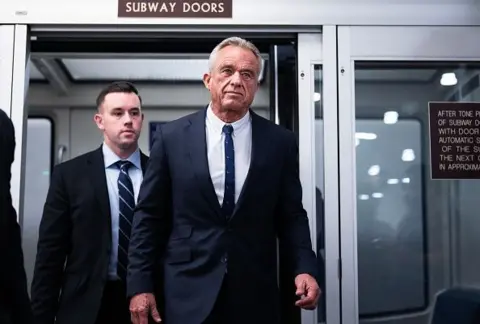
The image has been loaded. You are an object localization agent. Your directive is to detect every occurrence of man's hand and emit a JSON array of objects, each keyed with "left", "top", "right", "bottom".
[
  {"left": 294, "top": 273, "right": 320, "bottom": 310},
  {"left": 129, "top": 293, "right": 162, "bottom": 324}
]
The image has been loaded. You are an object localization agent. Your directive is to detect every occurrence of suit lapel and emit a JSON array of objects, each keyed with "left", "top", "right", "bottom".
[
  {"left": 187, "top": 109, "right": 223, "bottom": 220},
  {"left": 231, "top": 111, "right": 269, "bottom": 219},
  {"left": 87, "top": 146, "right": 112, "bottom": 225}
]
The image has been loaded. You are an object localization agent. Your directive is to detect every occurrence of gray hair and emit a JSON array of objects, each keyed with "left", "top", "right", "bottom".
[{"left": 208, "top": 36, "right": 262, "bottom": 75}]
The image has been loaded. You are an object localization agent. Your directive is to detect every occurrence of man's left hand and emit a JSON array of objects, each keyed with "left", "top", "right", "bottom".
[{"left": 294, "top": 273, "right": 320, "bottom": 310}]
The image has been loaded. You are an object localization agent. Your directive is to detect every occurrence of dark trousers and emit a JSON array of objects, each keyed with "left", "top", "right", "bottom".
[
  {"left": 203, "top": 275, "right": 229, "bottom": 324},
  {"left": 95, "top": 281, "right": 131, "bottom": 324}
]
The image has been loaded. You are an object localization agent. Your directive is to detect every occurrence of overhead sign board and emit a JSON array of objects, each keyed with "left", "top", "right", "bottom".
[
  {"left": 428, "top": 102, "right": 480, "bottom": 180},
  {"left": 118, "top": 0, "right": 232, "bottom": 18}
]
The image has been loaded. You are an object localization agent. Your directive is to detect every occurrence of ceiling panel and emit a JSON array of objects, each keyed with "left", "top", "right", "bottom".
[
  {"left": 61, "top": 58, "right": 266, "bottom": 82},
  {"left": 315, "top": 68, "right": 437, "bottom": 83},
  {"left": 356, "top": 69, "right": 437, "bottom": 82},
  {"left": 28, "top": 61, "right": 46, "bottom": 80}
]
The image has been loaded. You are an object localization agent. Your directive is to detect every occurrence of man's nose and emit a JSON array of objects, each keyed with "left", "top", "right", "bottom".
[
  {"left": 229, "top": 71, "right": 241, "bottom": 85},
  {"left": 123, "top": 113, "right": 133, "bottom": 124}
]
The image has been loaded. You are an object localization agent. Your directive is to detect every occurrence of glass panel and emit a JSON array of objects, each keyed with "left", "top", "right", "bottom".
[
  {"left": 314, "top": 64, "right": 326, "bottom": 324},
  {"left": 22, "top": 117, "right": 53, "bottom": 292},
  {"left": 28, "top": 60, "right": 45, "bottom": 80},
  {"left": 354, "top": 62, "right": 480, "bottom": 324}
]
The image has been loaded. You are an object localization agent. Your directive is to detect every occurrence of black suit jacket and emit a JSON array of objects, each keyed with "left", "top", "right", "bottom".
[
  {"left": 31, "top": 145, "right": 148, "bottom": 324},
  {"left": 127, "top": 109, "right": 317, "bottom": 324},
  {"left": 0, "top": 109, "right": 33, "bottom": 324}
]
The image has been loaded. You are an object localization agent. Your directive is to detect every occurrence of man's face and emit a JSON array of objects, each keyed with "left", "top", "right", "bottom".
[
  {"left": 94, "top": 92, "right": 143, "bottom": 150},
  {"left": 203, "top": 45, "right": 260, "bottom": 114}
]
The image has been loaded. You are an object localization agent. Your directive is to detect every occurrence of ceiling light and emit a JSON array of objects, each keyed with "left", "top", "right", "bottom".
[
  {"left": 402, "top": 177, "right": 410, "bottom": 183},
  {"left": 359, "top": 194, "right": 369, "bottom": 200},
  {"left": 356, "top": 132, "right": 377, "bottom": 140},
  {"left": 368, "top": 165, "right": 380, "bottom": 176},
  {"left": 313, "top": 92, "right": 321, "bottom": 102},
  {"left": 372, "top": 192, "right": 384, "bottom": 199},
  {"left": 402, "top": 149, "right": 415, "bottom": 162},
  {"left": 384, "top": 111, "right": 398, "bottom": 124},
  {"left": 387, "top": 178, "right": 399, "bottom": 184},
  {"left": 440, "top": 72, "right": 457, "bottom": 86}
]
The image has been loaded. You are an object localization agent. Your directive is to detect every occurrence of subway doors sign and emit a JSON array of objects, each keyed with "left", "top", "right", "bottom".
[{"left": 118, "top": 0, "right": 232, "bottom": 18}]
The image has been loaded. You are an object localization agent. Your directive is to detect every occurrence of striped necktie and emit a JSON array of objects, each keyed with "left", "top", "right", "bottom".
[{"left": 116, "top": 160, "right": 135, "bottom": 280}]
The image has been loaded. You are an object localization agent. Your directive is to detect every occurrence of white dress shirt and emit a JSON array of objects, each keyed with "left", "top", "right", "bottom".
[
  {"left": 102, "top": 143, "right": 143, "bottom": 280},
  {"left": 205, "top": 104, "right": 252, "bottom": 206}
]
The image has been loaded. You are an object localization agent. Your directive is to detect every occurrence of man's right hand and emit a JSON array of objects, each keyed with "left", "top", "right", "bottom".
[{"left": 129, "top": 293, "right": 162, "bottom": 324}]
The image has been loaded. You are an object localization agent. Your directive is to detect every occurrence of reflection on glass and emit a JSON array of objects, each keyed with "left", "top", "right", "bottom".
[
  {"left": 355, "top": 62, "right": 480, "bottom": 324},
  {"left": 313, "top": 65, "right": 326, "bottom": 324},
  {"left": 22, "top": 118, "right": 53, "bottom": 292}
]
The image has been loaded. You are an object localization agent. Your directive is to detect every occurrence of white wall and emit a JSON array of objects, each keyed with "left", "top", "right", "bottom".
[{"left": 2, "top": 0, "right": 478, "bottom": 26}]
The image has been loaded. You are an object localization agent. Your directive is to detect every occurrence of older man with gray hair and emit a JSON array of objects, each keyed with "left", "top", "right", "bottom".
[{"left": 127, "top": 36, "right": 320, "bottom": 324}]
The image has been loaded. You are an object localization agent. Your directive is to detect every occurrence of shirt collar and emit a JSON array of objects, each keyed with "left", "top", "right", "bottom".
[
  {"left": 102, "top": 142, "right": 141, "bottom": 170},
  {"left": 206, "top": 103, "right": 251, "bottom": 136}
]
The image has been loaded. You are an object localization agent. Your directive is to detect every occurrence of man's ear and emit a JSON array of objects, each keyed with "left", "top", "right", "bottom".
[
  {"left": 203, "top": 73, "right": 211, "bottom": 90},
  {"left": 93, "top": 113, "right": 104, "bottom": 130}
]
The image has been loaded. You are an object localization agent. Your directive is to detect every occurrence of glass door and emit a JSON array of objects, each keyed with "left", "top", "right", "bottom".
[
  {"left": 297, "top": 28, "right": 340, "bottom": 324},
  {"left": 338, "top": 26, "right": 480, "bottom": 324}
]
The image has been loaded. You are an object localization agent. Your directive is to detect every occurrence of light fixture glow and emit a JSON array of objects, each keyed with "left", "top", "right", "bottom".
[
  {"left": 313, "top": 92, "right": 321, "bottom": 102},
  {"left": 356, "top": 132, "right": 377, "bottom": 140},
  {"left": 384, "top": 111, "right": 399, "bottom": 124},
  {"left": 368, "top": 165, "right": 380, "bottom": 176},
  {"left": 440, "top": 72, "right": 457, "bottom": 86},
  {"left": 402, "top": 177, "right": 411, "bottom": 183},
  {"left": 359, "top": 194, "right": 369, "bottom": 200},
  {"left": 402, "top": 149, "right": 415, "bottom": 162},
  {"left": 387, "top": 178, "right": 399, "bottom": 184},
  {"left": 372, "top": 192, "right": 384, "bottom": 199}
]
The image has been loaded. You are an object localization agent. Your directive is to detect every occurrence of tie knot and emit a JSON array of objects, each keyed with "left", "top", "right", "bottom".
[
  {"left": 117, "top": 160, "right": 132, "bottom": 171},
  {"left": 222, "top": 124, "right": 234, "bottom": 136}
]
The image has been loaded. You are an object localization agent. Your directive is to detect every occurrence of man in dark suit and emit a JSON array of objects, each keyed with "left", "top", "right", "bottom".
[
  {"left": 31, "top": 81, "right": 148, "bottom": 324},
  {"left": 0, "top": 109, "right": 33, "bottom": 324},
  {"left": 127, "top": 37, "right": 320, "bottom": 324}
]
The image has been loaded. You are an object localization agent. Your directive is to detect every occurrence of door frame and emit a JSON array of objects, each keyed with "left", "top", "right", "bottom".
[
  {"left": 298, "top": 27, "right": 340, "bottom": 324},
  {"left": 337, "top": 25, "right": 480, "bottom": 324},
  {"left": 1, "top": 24, "right": 342, "bottom": 324}
]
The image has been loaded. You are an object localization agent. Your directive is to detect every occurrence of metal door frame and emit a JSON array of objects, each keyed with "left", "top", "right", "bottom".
[
  {"left": 298, "top": 27, "right": 340, "bottom": 324},
  {"left": 337, "top": 25, "right": 480, "bottom": 324},
  {"left": 1, "top": 24, "right": 341, "bottom": 324}
]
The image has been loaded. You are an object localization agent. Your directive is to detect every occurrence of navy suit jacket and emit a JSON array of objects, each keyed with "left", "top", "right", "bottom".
[
  {"left": 127, "top": 109, "right": 317, "bottom": 324},
  {"left": 31, "top": 146, "right": 148, "bottom": 324}
]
